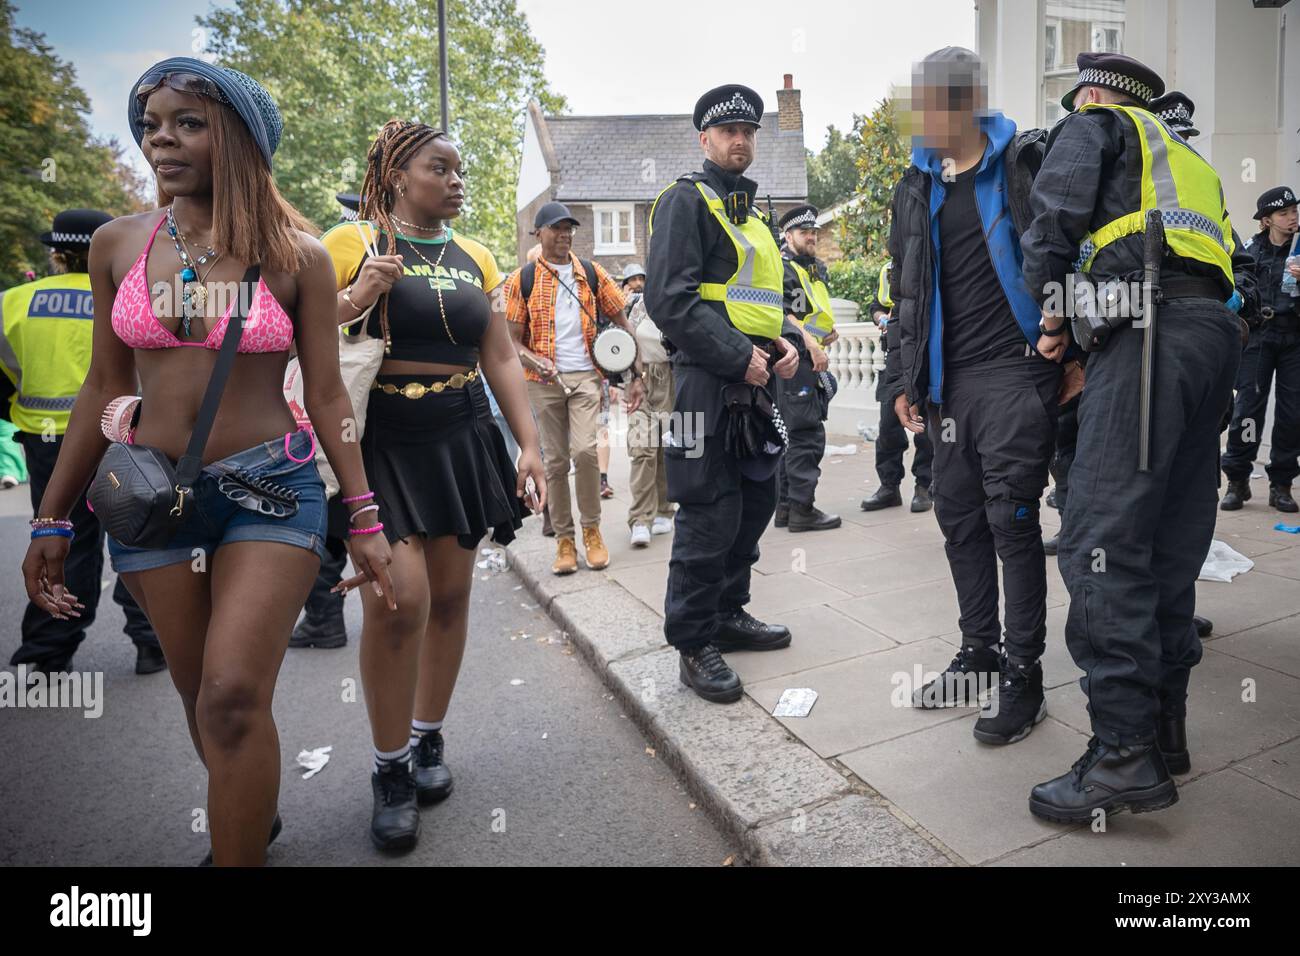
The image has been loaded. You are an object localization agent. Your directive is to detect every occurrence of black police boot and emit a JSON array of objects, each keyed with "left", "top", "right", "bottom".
[
  {"left": 911, "top": 483, "right": 933, "bottom": 513},
  {"left": 1193, "top": 615, "right": 1213, "bottom": 638},
  {"left": 1157, "top": 712, "right": 1190, "bottom": 775},
  {"left": 1043, "top": 531, "right": 1059, "bottom": 556},
  {"left": 289, "top": 608, "right": 348, "bottom": 649},
  {"left": 678, "top": 644, "right": 744, "bottom": 704},
  {"left": 370, "top": 761, "right": 420, "bottom": 852},
  {"left": 788, "top": 501, "right": 841, "bottom": 532},
  {"left": 1029, "top": 737, "right": 1177, "bottom": 824},
  {"left": 914, "top": 644, "right": 1000, "bottom": 709},
  {"left": 199, "top": 813, "right": 282, "bottom": 866},
  {"left": 412, "top": 730, "right": 454, "bottom": 805},
  {"left": 1220, "top": 478, "right": 1251, "bottom": 511},
  {"left": 135, "top": 644, "right": 167, "bottom": 675},
  {"left": 713, "top": 608, "right": 792, "bottom": 652},
  {"left": 1269, "top": 484, "right": 1299, "bottom": 513},
  {"left": 773, "top": 499, "right": 790, "bottom": 528},
  {"left": 973, "top": 654, "right": 1046, "bottom": 745},
  {"left": 860, "top": 485, "right": 902, "bottom": 512}
]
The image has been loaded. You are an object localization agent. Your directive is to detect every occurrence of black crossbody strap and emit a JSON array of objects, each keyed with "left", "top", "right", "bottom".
[{"left": 174, "top": 265, "right": 260, "bottom": 488}]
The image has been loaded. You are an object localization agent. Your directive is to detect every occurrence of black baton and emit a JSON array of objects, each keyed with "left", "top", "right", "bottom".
[{"left": 1138, "top": 209, "right": 1165, "bottom": 473}]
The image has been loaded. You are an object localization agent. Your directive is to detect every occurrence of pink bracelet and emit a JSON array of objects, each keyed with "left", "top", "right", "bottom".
[
  {"left": 349, "top": 522, "right": 384, "bottom": 536},
  {"left": 349, "top": 503, "right": 380, "bottom": 523},
  {"left": 342, "top": 491, "right": 375, "bottom": 504}
]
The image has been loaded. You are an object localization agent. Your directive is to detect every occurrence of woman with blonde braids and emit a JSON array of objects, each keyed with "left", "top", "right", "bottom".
[{"left": 322, "top": 119, "right": 546, "bottom": 852}]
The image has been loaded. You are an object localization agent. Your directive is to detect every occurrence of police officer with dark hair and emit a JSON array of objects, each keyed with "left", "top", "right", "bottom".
[
  {"left": 0, "top": 210, "right": 163, "bottom": 675},
  {"left": 645, "top": 83, "right": 804, "bottom": 703},
  {"left": 773, "top": 203, "right": 840, "bottom": 532},
  {"left": 1221, "top": 185, "right": 1300, "bottom": 513},
  {"left": 1021, "top": 54, "right": 1252, "bottom": 821}
]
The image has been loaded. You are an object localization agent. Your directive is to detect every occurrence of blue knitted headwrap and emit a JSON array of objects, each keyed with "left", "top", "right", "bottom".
[{"left": 128, "top": 57, "right": 282, "bottom": 169}]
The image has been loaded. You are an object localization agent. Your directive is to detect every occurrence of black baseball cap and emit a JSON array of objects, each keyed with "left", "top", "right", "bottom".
[{"left": 534, "top": 201, "right": 580, "bottom": 230}]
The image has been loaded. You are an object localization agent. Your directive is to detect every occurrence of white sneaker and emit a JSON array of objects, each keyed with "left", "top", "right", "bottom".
[
  {"left": 651, "top": 516, "right": 673, "bottom": 535},
  {"left": 630, "top": 524, "right": 651, "bottom": 548},
  {"left": 1, "top": 475, "right": 18, "bottom": 489}
]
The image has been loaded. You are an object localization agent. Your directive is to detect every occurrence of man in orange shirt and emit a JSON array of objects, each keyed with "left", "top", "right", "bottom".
[{"left": 506, "top": 202, "right": 644, "bottom": 574}]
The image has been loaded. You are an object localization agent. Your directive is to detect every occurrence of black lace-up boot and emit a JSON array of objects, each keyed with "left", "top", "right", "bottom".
[
  {"left": 679, "top": 644, "right": 744, "bottom": 703},
  {"left": 412, "top": 730, "right": 454, "bottom": 804},
  {"left": 973, "top": 653, "right": 1046, "bottom": 745},
  {"left": 1029, "top": 736, "right": 1177, "bottom": 823},
  {"left": 370, "top": 760, "right": 420, "bottom": 852}
]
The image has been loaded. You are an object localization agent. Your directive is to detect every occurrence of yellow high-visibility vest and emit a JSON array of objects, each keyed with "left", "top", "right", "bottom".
[
  {"left": 788, "top": 259, "right": 836, "bottom": 340},
  {"left": 1075, "top": 103, "right": 1235, "bottom": 288},
  {"left": 0, "top": 273, "right": 94, "bottom": 435},
  {"left": 876, "top": 261, "right": 893, "bottom": 311},
  {"left": 651, "top": 179, "right": 785, "bottom": 339}
]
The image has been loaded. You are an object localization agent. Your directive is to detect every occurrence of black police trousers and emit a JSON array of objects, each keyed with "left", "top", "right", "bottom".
[
  {"left": 1049, "top": 394, "right": 1080, "bottom": 516},
  {"left": 929, "top": 354, "right": 1060, "bottom": 663},
  {"left": 1221, "top": 322, "right": 1300, "bottom": 487},
  {"left": 876, "top": 399, "right": 934, "bottom": 489},
  {"left": 776, "top": 358, "right": 827, "bottom": 506},
  {"left": 11, "top": 432, "right": 158, "bottom": 669},
  {"left": 302, "top": 533, "right": 349, "bottom": 621},
  {"left": 1059, "top": 299, "right": 1239, "bottom": 746}
]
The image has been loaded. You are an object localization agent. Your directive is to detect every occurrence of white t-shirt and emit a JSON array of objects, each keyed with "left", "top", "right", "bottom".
[{"left": 548, "top": 260, "right": 594, "bottom": 372}]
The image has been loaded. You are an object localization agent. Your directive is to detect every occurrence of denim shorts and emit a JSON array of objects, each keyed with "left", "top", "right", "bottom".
[{"left": 106, "top": 429, "right": 328, "bottom": 573}]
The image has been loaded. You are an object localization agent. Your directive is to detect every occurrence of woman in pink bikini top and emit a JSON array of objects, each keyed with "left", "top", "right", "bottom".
[{"left": 20, "top": 57, "right": 396, "bottom": 867}]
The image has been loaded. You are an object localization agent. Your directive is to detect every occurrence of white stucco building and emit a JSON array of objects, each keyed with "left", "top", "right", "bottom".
[{"left": 976, "top": 0, "right": 1299, "bottom": 231}]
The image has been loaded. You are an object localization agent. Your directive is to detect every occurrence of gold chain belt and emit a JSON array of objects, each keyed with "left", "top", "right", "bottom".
[{"left": 372, "top": 368, "right": 479, "bottom": 399}]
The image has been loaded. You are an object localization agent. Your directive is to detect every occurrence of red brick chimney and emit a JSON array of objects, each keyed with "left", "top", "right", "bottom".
[{"left": 776, "top": 73, "right": 802, "bottom": 132}]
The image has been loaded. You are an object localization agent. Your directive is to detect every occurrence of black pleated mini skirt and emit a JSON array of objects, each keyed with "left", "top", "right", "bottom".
[{"left": 330, "top": 373, "right": 524, "bottom": 551}]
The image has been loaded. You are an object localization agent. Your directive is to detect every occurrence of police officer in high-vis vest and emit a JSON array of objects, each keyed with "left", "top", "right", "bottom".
[
  {"left": 773, "top": 204, "right": 840, "bottom": 532},
  {"left": 645, "top": 84, "right": 804, "bottom": 704},
  {"left": 1021, "top": 54, "right": 1245, "bottom": 821},
  {"left": 0, "top": 210, "right": 162, "bottom": 675},
  {"left": 863, "top": 259, "right": 934, "bottom": 513}
]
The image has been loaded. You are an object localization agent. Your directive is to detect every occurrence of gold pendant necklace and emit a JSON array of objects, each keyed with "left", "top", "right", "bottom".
[{"left": 398, "top": 231, "right": 457, "bottom": 345}]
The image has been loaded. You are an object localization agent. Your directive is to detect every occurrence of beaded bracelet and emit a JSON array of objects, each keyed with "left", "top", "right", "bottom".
[
  {"left": 349, "top": 503, "right": 380, "bottom": 523},
  {"left": 342, "top": 491, "right": 375, "bottom": 504},
  {"left": 30, "top": 517, "right": 73, "bottom": 529},
  {"left": 349, "top": 522, "right": 384, "bottom": 536},
  {"left": 31, "top": 527, "right": 74, "bottom": 539}
]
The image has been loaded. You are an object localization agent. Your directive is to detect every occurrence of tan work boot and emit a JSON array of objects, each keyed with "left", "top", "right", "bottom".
[
  {"left": 581, "top": 525, "right": 610, "bottom": 570},
  {"left": 552, "top": 537, "right": 578, "bottom": 575}
]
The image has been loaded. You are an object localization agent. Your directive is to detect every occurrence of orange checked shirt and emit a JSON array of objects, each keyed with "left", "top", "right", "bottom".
[{"left": 504, "top": 254, "right": 626, "bottom": 383}]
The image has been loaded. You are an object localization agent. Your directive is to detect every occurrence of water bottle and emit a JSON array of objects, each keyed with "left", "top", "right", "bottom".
[{"left": 1283, "top": 255, "right": 1298, "bottom": 298}]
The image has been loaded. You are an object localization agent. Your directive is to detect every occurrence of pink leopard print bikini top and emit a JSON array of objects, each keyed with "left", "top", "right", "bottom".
[{"left": 111, "top": 214, "right": 294, "bottom": 353}]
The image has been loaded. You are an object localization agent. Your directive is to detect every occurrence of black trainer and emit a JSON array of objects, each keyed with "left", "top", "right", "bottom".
[
  {"left": 135, "top": 644, "right": 167, "bottom": 675},
  {"left": 1029, "top": 737, "right": 1178, "bottom": 823},
  {"left": 973, "top": 655, "right": 1046, "bottom": 745},
  {"left": 773, "top": 500, "right": 790, "bottom": 528},
  {"left": 199, "top": 813, "right": 282, "bottom": 866},
  {"left": 910, "top": 483, "right": 933, "bottom": 513},
  {"left": 370, "top": 761, "right": 420, "bottom": 852},
  {"left": 713, "top": 609, "right": 792, "bottom": 652},
  {"left": 412, "top": 730, "right": 454, "bottom": 805},
  {"left": 788, "top": 501, "right": 841, "bottom": 532},
  {"left": 1220, "top": 478, "right": 1250, "bottom": 511},
  {"left": 860, "top": 485, "right": 902, "bottom": 511},
  {"left": 1045, "top": 486, "right": 1057, "bottom": 509},
  {"left": 1269, "top": 484, "right": 1298, "bottom": 513},
  {"left": 290, "top": 610, "right": 347, "bottom": 649},
  {"left": 1193, "top": 615, "right": 1213, "bottom": 638},
  {"left": 914, "top": 644, "right": 1000, "bottom": 709},
  {"left": 1157, "top": 712, "right": 1190, "bottom": 775},
  {"left": 679, "top": 644, "right": 743, "bottom": 703}
]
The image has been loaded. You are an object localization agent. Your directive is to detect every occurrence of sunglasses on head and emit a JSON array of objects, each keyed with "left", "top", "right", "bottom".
[{"left": 135, "top": 71, "right": 231, "bottom": 106}]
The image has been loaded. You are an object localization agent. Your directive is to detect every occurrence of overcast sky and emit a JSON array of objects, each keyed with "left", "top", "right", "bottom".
[{"left": 16, "top": 0, "right": 976, "bottom": 166}]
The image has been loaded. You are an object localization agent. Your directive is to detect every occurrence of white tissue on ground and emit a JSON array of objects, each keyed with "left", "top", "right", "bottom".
[
  {"left": 824, "top": 443, "right": 858, "bottom": 456},
  {"left": 296, "top": 745, "right": 332, "bottom": 779},
  {"left": 1198, "top": 540, "right": 1253, "bottom": 583}
]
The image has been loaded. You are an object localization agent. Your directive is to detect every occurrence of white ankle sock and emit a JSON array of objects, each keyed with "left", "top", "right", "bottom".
[{"left": 374, "top": 743, "right": 411, "bottom": 774}]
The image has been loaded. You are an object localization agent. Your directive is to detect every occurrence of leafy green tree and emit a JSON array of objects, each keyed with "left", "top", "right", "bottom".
[
  {"left": 0, "top": 0, "right": 147, "bottom": 287},
  {"left": 805, "top": 123, "right": 860, "bottom": 210},
  {"left": 839, "top": 97, "right": 908, "bottom": 266},
  {"left": 198, "top": 0, "right": 564, "bottom": 268}
]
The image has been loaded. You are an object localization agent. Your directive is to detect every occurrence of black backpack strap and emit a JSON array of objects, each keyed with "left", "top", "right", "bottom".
[
  {"left": 173, "top": 264, "right": 259, "bottom": 488},
  {"left": 519, "top": 261, "right": 537, "bottom": 303},
  {"left": 579, "top": 258, "right": 599, "bottom": 302}
]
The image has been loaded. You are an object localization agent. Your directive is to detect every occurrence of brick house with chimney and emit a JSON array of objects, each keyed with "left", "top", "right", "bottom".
[{"left": 514, "top": 76, "right": 809, "bottom": 274}]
